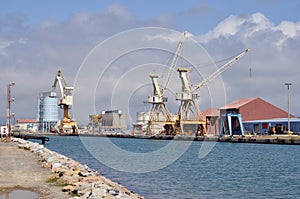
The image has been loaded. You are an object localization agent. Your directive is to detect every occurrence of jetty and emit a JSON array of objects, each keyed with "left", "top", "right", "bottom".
[
  {"left": 13, "top": 133, "right": 50, "bottom": 144},
  {"left": 0, "top": 138, "right": 143, "bottom": 199}
]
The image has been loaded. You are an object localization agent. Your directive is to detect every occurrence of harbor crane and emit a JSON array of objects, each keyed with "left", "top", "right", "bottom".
[
  {"left": 176, "top": 48, "right": 251, "bottom": 135},
  {"left": 52, "top": 69, "right": 78, "bottom": 135},
  {"left": 147, "top": 31, "right": 187, "bottom": 134}
]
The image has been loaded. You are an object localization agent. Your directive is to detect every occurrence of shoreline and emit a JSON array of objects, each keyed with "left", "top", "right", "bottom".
[
  {"left": 0, "top": 137, "right": 143, "bottom": 199},
  {"left": 18, "top": 131, "right": 300, "bottom": 145}
]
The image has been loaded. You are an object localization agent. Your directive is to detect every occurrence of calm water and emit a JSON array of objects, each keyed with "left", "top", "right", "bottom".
[{"left": 38, "top": 136, "right": 299, "bottom": 199}]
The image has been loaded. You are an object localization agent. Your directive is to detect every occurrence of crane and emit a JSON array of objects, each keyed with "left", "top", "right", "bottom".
[
  {"left": 146, "top": 31, "right": 187, "bottom": 135},
  {"left": 176, "top": 48, "right": 251, "bottom": 135},
  {"left": 52, "top": 69, "right": 78, "bottom": 135}
]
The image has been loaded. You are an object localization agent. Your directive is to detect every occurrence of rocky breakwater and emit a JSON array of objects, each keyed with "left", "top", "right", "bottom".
[{"left": 13, "top": 138, "right": 143, "bottom": 199}]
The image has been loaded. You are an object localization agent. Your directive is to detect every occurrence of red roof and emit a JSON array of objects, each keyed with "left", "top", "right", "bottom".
[
  {"left": 222, "top": 98, "right": 293, "bottom": 121},
  {"left": 17, "top": 119, "right": 37, "bottom": 123},
  {"left": 202, "top": 108, "right": 220, "bottom": 117},
  {"left": 220, "top": 98, "right": 257, "bottom": 109}
]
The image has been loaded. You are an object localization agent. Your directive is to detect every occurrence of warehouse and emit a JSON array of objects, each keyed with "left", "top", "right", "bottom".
[
  {"left": 203, "top": 97, "right": 298, "bottom": 135},
  {"left": 219, "top": 97, "right": 293, "bottom": 121}
]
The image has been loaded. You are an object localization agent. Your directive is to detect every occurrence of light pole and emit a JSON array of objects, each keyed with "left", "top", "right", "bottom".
[
  {"left": 284, "top": 82, "right": 292, "bottom": 133},
  {"left": 6, "top": 82, "right": 15, "bottom": 139}
]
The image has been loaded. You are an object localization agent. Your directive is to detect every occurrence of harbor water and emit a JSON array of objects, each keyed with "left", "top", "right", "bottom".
[{"left": 39, "top": 135, "right": 299, "bottom": 199}]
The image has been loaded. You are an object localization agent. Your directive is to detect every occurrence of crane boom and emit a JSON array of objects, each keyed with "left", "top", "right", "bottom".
[
  {"left": 52, "top": 69, "right": 74, "bottom": 106},
  {"left": 161, "top": 31, "right": 187, "bottom": 96},
  {"left": 192, "top": 48, "right": 251, "bottom": 93}
]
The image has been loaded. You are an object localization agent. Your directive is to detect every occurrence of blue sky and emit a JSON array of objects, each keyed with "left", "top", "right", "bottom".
[
  {"left": 0, "top": 0, "right": 299, "bottom": 124},
  {"left": 1, "top": 0, "right": 299, "bottom": 33}
]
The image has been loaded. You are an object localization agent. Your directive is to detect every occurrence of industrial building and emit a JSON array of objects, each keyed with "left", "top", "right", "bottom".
[
  {"left": 203, "top": 97, "right": 299, "bottom": 135},
  {"left": 37, "top": 91, "right": 59, "bottom": 132},
  {"left": 219, "top": 98, "right": 293, "bottom": 121},
  {"left": 15, "top": 119, "right": 37, "bottom": 132},
  {"left": 101, "top": 109, "right": 127, "bottom": 130}
]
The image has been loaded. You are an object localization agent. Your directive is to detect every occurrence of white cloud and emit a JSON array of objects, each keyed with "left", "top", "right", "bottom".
[
  {"left": 145, "top": 31, "right": 192, "bottom": 44},
  {"left": 0, "top": 8, "right": 299, "bottom": 126},
  {"left": 105, "top": 3, "right": 134, "bottom": 21},
  {"left": 195, "top": 12, "right": 300, "bottom": 116},
  {"left": 276, "top": 21, "right": 300, "bottom": 38},
  {"left": 0, "top": 39, "right": 13, "bottom": 56},
  {"left": 198, "top": 13, "right": 273, "bottom": 42}
]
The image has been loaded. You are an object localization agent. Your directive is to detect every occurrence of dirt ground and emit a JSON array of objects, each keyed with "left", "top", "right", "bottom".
[{"left": 0, "top": 140, "right": 69, "bottom": 199}]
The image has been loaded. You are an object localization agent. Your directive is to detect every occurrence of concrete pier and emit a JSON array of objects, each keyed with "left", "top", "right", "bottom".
[
  {"left": 0, "top": 141, "right": 68, "bottom": 199},
  {"left": 0, "top": 138, "right": 143, "bottom": 199}
]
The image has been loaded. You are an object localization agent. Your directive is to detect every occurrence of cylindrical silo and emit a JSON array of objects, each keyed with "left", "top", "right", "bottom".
[{"left": 37, "top": 92, "right": 59, "bottom": 132}]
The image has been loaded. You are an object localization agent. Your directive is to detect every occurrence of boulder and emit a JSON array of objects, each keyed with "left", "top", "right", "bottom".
[{"left": 62, "top": 185, "right": 76, "bottom": 192}]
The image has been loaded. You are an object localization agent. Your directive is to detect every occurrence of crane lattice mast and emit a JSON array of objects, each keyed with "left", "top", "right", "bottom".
[
  {"left": 147, "top": 31, "right": 187, "bottom": 134},
  {"left": 176, "top": 48, "right": 251, "bottom": 135}
]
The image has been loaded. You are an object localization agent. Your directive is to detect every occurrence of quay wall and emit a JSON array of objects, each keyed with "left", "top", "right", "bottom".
[{"left": 78, "top": 133, "right": 300, "bottom": 145}]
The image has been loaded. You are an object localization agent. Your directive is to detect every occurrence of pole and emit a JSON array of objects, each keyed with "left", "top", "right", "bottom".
[
  {"left": 284, "top": 82, "right": 292, "bottom": 133},
  {"left": 6, "top": 84, "right": 11, "bottom": 138},
  {"left": 6, "top": 82, "right": 15, "bottom": 139}
]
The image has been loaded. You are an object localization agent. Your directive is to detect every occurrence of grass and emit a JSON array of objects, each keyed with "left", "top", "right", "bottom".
[
  {"left": 55, "top": 182, "right": 70, "bottom": 187},
  {"left": 46, "top": 177, "right": 59, "bottom": 183},
  {"left": 46, "top": 176, "right": 70, "bottom": 187},
  {"left": 70, "top": 192, "right": 79, "bottom": 197}
]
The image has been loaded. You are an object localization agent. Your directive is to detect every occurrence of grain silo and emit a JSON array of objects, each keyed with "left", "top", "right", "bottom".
[{"left": 37, "top": 91, "right": 59, "bottom": 132}]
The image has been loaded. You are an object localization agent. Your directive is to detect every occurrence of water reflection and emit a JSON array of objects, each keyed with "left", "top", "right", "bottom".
[{"left": 0, "top": 190, "right": 38, "bottom": 199}]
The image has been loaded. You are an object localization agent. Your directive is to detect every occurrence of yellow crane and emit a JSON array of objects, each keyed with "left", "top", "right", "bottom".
[{"left": 52, "top": 69, "right": 78, "bottom": 135}]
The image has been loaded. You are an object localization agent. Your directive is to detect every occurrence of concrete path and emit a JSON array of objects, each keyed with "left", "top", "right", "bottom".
[{"left": 0, "top": 140, "right": 69, "bottom": 199}]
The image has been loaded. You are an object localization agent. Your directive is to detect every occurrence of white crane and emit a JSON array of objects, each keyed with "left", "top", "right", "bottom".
[
  {"left": 176, "top": 48, "right": 251, "bottom": 135},
  {"left": 147, "top": 31, "right": 187, "bottom": 134},
  {"left": 52, "top": 69, "right": 78, "bottom": 135}
]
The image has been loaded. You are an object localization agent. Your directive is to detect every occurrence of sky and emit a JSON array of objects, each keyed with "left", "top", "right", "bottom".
[{"left": 0, "top": 0, "right": 299, "bottom": 125}]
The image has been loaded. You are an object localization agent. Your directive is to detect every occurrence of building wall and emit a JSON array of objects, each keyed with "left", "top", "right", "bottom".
[
  {"left": 243, "top": 120, "right": 300, "bottom": 134},
  {"left": 17, "top": 122, "right": 37, "bottom": 132},
  {"left": 101, "top": 110, "right": 127, "bottom": 130}
]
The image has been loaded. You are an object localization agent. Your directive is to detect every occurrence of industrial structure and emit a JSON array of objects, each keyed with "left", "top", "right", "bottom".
[
  {"left": 203, "top": 97, "right": 298, "bottom": 135},
  {"left": 175, "top": 48, "right": 250, "bottom": 136},
  {"left": 52, "top": 69, "right": 78, "bottom": 135},
  {"left": 88, "top": 114, "right": 102, "bottom": 130},
  {"left": 101, "top": 110, "right": 127, "bottom": 130},
  {"left": 37, "top": 91, "right": 58, "bottom": 132},
  {"left": 147, "top": 31, "right": 187, "bottom": 135},
  {"left": 88, "top": 110, "right": 127, "bottom": 132},
  {"left": 142, "top": 31, "right": 251, "bottom": 136}
]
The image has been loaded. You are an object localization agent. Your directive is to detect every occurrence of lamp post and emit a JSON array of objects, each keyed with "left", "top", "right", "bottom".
[
  {"left": 6, "top": 82, "right": 15, "bottom": 139},
  {"left": 284, "top": 82, "right": 292, "bottom": 133}
]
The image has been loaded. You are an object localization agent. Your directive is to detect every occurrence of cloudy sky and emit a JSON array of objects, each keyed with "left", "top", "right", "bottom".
[{"left": 0, "top": 0, "right": 299, "bottom": 125}]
